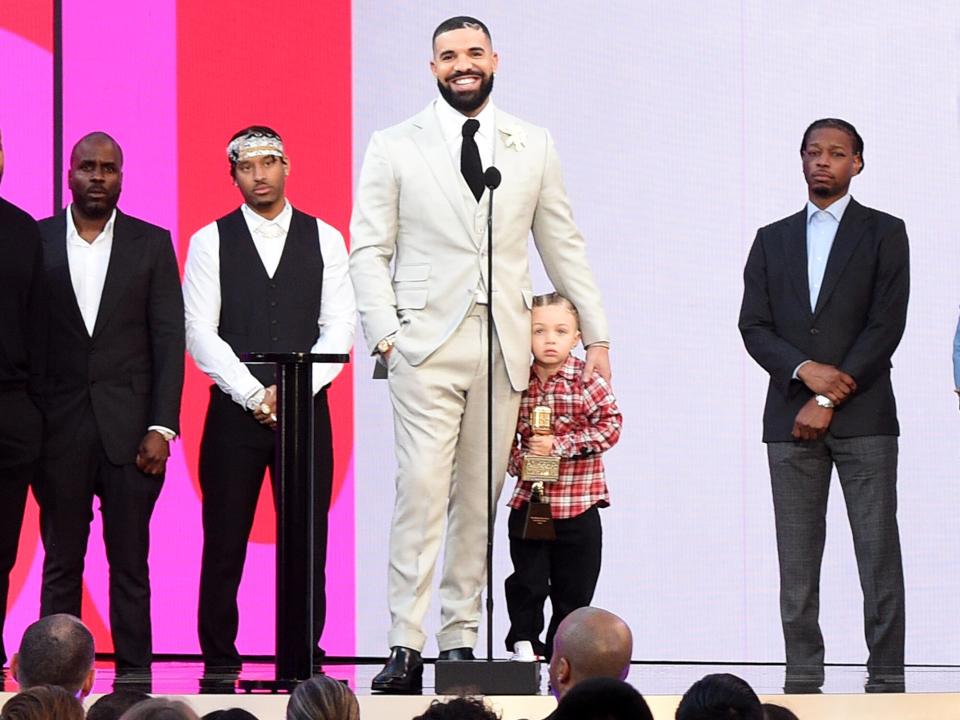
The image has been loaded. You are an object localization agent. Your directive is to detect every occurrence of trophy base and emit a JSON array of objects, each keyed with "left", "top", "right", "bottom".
[
  {"left": 435, "top": 659, "right": 541, "bottom": 695},
  {"left": 522, "top": 500, "right": 556, "bottom": 541}
]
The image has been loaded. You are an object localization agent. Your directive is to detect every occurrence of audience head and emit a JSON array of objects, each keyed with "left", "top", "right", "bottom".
[
  {"left": 675, "top": 673, "right": 763, "bottom": 720},
  {"left": 553, "top": 677, "right": 653, "bottom": 720},
  {"left": 86, "top": 691, "right": 151, "bottom": 720},
  {"left": 118, "top": 700, "right": 199, "bottom": 720},
  {"left": 549, "top": 607, "right": 633, "bottom": 699},
  {"left": 201, "top": 711, "right": 259, "bottom": 720},
  {"left": 286, "top": 676, "right": 358, "bottom": 720},
  {"left": 411, "top": 697, "right": 499, "bottom": 720},
  {"left": 11, "top": 614, "right": 96, "bottom": 697},
  {"left": 762, "top": 704, "right": 799, "bottom": 720},
  {"left": 1, "top": 685, "right": 85, "bottom": 720}
]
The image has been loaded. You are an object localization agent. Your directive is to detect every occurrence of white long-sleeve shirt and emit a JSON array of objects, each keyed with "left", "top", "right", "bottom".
[{"left": 183, "top": 201, "right": 356, "bottom": 407}]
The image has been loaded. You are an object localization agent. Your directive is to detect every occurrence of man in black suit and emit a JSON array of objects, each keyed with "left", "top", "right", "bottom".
[
  {"left": 0, "top": 129, "right": 44, "bottom": 667},
  {"left": 36, "top": 132, "right": 184, "bottom": 671},
  {"left": 739, "top": 118, "right": 908, "bottom": 691}
]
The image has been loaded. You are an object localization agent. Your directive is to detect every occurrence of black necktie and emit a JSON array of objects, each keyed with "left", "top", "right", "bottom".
[{"left": 461, "top": 118, "right": 484, "bottom": 202}]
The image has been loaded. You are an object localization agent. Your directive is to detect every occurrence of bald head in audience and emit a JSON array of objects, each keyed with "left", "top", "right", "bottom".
[
  {"left": 10, "top": 614, "right": 96, "bottom": 697},
  {"left": 548, "top": 607, "right": 633, "bottom": 699}
]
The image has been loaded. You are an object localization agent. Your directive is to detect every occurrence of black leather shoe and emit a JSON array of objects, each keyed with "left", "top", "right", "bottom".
[
  {"left": 372, "top": 647, "right": 423, "bottom": 693},
  {"left": 438, "top": 647, "right": 475, "bottom": 661}
]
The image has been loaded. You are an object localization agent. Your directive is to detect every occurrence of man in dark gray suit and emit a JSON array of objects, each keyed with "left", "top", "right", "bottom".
[{"left": 739, "top": 118, "right": 908, "bottom": 691}]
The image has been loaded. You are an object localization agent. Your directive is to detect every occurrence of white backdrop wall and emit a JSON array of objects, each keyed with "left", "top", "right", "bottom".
[{"left": 351, "top": 1, "right": 960, "bottom": 663}]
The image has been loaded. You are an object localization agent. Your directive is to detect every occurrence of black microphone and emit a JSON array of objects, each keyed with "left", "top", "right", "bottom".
[{"left": 483, "top": 166, "right": 501, "bottom": 190}]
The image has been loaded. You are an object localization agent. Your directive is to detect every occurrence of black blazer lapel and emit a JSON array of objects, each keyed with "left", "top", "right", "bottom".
[
  {"left": 92, "top": 209, "right": 140, "bottom": 338},
  {"left": 44, "top": 211, "right": 90, "bottom": 337},
  {"left": 813, "top": 198, "right": 868, "bottom": 317},
  {"left": 782, "top": 208, "right": 811, "bottom": 314}
]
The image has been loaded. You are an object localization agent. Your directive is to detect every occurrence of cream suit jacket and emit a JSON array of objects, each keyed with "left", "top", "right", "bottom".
[{"left": 350, "top": 101, "right": 607, "bottom": 391}]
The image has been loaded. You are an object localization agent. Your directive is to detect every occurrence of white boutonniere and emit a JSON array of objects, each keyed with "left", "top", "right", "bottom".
[{"left": 498, "top": 124, "right": 527, "bottom": 152}]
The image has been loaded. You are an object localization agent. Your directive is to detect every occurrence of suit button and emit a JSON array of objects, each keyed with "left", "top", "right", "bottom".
[
  {"left": 810, "top": 328, "right": 819, "bottom": 335},
  {"left": 271, "top": 319, "right": 278, "bottom": 325},
  {"left": 270, "top": 301, "right": 278, "bottom": 307},
  {"left": 272, "top": 337, "right": 279, "bottom": 342}
]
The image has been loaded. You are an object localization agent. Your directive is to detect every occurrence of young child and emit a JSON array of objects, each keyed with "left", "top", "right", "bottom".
[{"left": 504, "top": 292, "right": 623, "bottom": 662}]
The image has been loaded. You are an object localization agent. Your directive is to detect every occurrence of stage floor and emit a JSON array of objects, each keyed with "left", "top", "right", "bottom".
[
  {"left": 3, "top": 660, "right": 959, "bottom": 720},
  {"left": 3, "top": 657, "right": 951, "bottom": 695}
]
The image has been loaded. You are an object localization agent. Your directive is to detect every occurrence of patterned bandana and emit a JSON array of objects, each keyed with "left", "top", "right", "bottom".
[{"left": 226, "top": 131, "right": 285, "bottom": 163}]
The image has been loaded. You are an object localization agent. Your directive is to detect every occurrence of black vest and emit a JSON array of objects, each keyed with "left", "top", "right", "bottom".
[{"left": 217, "top": 207, "right": 324, "bottom": 386}]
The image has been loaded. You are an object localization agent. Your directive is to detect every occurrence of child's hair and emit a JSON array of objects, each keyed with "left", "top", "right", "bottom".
[{"left": 532, "top": 292, "right": 580, "bottom": 330}]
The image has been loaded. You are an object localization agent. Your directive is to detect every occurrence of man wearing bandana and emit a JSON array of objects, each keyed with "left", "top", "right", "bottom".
[
  {"left": 350, "top": 17, "right": 610, "bottom": 691},
  {"left": 183, "top": 126, "right": 356, "bottom": 670}
]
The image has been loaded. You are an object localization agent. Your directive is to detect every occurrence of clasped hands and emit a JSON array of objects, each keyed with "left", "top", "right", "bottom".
[{"left": 792, "top": 361, "right": 857, "bottom": 440}]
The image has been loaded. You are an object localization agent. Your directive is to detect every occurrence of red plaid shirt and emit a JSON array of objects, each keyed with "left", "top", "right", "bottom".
[{"left": 507, "top": 355, "right": 622, "bottom": 519}]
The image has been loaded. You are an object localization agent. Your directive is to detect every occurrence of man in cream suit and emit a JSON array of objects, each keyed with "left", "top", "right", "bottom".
[{"left": 350, "top": 16, "right": 610, "bottom": 692}]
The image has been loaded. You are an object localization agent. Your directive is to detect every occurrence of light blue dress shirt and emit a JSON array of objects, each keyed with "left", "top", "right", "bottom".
[
  {"left": 805, "top": 194, "right": 852, "bottom": 311},
  {"left": 953, "top": 310, "right": 960, "bottom": 389},
  {"left": 792, "top": 194, "right": 852, "bottom": 380}
]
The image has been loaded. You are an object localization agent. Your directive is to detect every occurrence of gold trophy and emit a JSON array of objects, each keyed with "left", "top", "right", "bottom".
[{"left": 521, "top": 405, "right": 559, "bottom": 541}]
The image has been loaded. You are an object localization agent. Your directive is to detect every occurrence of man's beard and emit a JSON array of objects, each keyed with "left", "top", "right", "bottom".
[
  {"left": 75, "top": 194, "right": 118, "bottom": 219},
  {"left": 437, "top": 73, "right": 495, "bottom": 114}
]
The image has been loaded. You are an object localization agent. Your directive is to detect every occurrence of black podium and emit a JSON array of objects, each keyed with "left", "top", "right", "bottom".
[{"left": 239, "top": 351, "right": 350, "bottom": 688}]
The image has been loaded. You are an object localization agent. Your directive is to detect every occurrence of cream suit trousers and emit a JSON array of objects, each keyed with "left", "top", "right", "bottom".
[{"left": 385, "top": 304, "right": 521, "bottom": 652}]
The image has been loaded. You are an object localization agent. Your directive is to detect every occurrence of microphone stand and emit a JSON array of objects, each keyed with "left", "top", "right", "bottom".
[
  {"left": 435, "top": 166, "right": 538, "bottom": 694},
  {"left": 483, "top": 166, "right": 501, "bottom": 663}
]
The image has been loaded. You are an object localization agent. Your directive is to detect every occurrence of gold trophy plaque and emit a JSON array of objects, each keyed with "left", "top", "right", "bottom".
[{"left": 521, "top": 405, "right": 560, "bottom": 483}]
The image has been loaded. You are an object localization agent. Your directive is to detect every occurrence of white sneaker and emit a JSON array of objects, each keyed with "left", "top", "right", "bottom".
[{"left": 510, "top": 640, "right": 537, "bottom": 662}]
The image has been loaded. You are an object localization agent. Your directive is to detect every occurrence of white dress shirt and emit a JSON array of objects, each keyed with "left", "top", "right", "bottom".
[
  {"left": 66, "top": 205, "right": 175, "bottom": 440},
  {"left": 434, "top": 95, "right": 496, "bottom": 171},
  {"left": 66, "top": 205, "right": 115, "bottom": 336},
  {"left": 183, "top": 200, "right": 356, "bottom": 408}
]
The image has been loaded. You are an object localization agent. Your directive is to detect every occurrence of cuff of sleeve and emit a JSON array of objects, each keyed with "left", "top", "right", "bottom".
[
  {"left": 243, "top": 386, "right": 267, "bottom": 411},
  {"left": 586, "top": 341, "right": 610, "bottom": 350},
  {"left": 148, "top": 425, "right": 176, "bottom": 441},
  {"left": 553, "top": 435, "right": 576, "bottom": 458},
  {"left": 793, "top": 359, "right": 812, "bottom": 380}
]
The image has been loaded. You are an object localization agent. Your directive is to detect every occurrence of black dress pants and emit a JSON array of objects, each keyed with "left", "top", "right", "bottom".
[
  {"left": 0, "top": 387, "right": 41, "bottom": 665},
  {"left": 36, "top": 402, "right": 163, "bottom": 669},
  {"left": 197, "top": 385, "right": 333, "bottom": 666},
  {"left": 504, "top": 503, "right": 602, "bottom": 659}
]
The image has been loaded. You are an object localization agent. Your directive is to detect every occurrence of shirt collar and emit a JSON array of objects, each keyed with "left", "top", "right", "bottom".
[
  {"left": 529, "top": 354, "right": 583, "bottom": 385},
  {"left": 434, "top": 95, "right": 496, "bottom": 146},
  {"left": 241, "top": 199, "right": 292, "bottom": 236},
  {"left": 66, "top": 205, "right": 117, "bottom": 246},
  {"left": 806, "top": 194, "right": 852, "bottom": 225}
]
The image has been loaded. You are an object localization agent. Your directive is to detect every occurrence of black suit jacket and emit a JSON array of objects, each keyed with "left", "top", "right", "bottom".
[
  {"left": 0, "top": 197, "right": 44, "bottom": 468},
  {"left": 37, "top": 209, "right": 184, "bottom": 464},
  {"left": 739, "top": 198, "right": 910, "bottom": 442}
]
